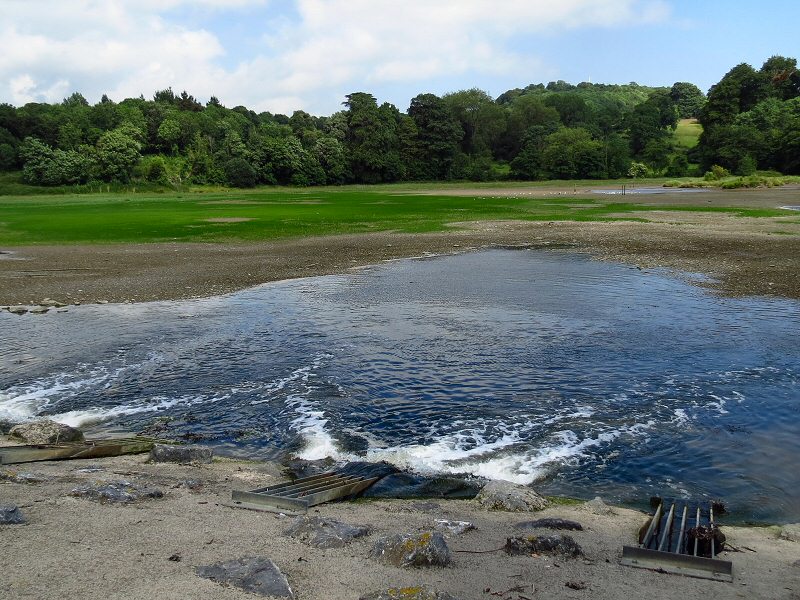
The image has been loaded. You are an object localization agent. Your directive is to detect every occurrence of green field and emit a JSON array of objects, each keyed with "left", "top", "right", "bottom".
[
  {"left": 0, "top": 183, "right": 788, "bottom": 246},
  {"left": 674, "top": 118, "right": 703, "bottom": 148}
]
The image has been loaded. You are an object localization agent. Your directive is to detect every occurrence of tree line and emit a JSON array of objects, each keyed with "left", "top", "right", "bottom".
[{"left": 0, "top": 55, "right": 795, "bottom": 189}]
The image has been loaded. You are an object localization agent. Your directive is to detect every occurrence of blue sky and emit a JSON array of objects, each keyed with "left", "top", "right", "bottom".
[{"left": 2, "top": 0, "right": 797, "bottom": 115}]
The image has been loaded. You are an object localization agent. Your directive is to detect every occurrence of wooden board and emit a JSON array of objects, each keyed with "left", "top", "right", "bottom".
[{"left": 0, "top": 437, "right": 157, "bottom": 464}]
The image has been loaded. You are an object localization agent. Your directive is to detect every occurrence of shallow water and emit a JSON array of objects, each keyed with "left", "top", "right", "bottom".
[{"left": 1, "top": 250, "right": 798, "bottom": 522}]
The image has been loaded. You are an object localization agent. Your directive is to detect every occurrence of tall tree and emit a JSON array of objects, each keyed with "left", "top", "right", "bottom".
[{"left": 407, "top": 93, "right": 463, "bottom": 180}]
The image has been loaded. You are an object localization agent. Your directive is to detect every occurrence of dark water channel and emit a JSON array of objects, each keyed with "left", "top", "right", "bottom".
[{"left": 1, "top": 250, "right": 798, "bottom": 523}]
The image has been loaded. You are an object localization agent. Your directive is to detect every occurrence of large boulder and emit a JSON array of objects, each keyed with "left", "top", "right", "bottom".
[
  {"left": 196, "top": 556, "right": 293, "bottom": 598},
  {"left": 360, "top": 586, "right": 458, "bottom": 600},
  {"left": 504, "top": 534, "right": 583, "bottom": 558},
  {"left": 371, "top": 531, "right": 451, "bottom": 568},
  {"left": 149, "top": 444, "right": 213, "bottom": 464},
  {"left": 473, "top": 480, "right": 548, "bottom": 512},
  {"left": 69, "top": 480, "right": 164, "bottom": 504},
  {"left": 285, "top": 516, "right": 370, "bottom": 548},
  {"left": 9, "top": 419, "right": 84, "bottom": 445},
  {"left": 0, "top": 504, "right": 26, "bottom": 525}
]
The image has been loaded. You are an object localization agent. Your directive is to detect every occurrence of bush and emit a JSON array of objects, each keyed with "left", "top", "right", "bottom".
[
  {"left": 224, "top": 157, "right": 257, "bottom": 188},
  {"left": 736, "top": 155, "right": 757, "bottom": 176},
  {"left": 704, "top": 164, "right": 731, "bottom": 181}
]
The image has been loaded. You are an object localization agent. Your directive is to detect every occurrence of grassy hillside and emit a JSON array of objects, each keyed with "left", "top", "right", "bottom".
[{"left": 674, "top": 118, "right": 702, "bottom": 148}]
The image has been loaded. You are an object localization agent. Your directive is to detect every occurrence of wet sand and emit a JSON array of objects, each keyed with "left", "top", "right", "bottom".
[{"left": 1, "top": 450, "right": 798, "bottom": 600}]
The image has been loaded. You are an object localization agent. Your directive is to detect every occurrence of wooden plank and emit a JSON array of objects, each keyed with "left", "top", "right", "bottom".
[{"left": 0, "top": 437, "right": 156, "bottom": 465}]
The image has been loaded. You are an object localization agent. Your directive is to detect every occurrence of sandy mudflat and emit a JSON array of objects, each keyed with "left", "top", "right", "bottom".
[
  {"left": 1, "top": 449, "right": 798, "bottom": 600},
  {"left": 1, "top": 186, "right": 800, "bottom": 307}
]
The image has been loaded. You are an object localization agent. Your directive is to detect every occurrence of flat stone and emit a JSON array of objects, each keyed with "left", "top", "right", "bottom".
[
  {"left": 69, "top": 480, "right": 164, "bottom": 504},
  {"left": 505, "top": 534, "right": 583, "bottom": 558},
  {"left": 196, "top": 556, "right": 293, "bottom": 598},
  {"left": 8, "top": 306, "right": 29, "bottom": 315},
  {"left": 285, "top": 515, "right": 370, "bottom": 548},
  {"left": 9, "top": 419, "right": 84, "bottom": 445},
  {"left": 371, "top": 531, "right": 451, "bottom": 568},
  {"left": 28, "top": 306, "right": 50, "bottom": 314},
  {"left": 149, "top": 444, "right": 213, "bottom": 464},
  {"left": 582, "top": 496, "right": 615, "bottom": 516},
  {"left": 514, "top": 518, "right": 583, "bottom": 531},
  {"left": 0, "top": 504, "right": 26, "bottom": 525},
  {"left": 0, "top": 469, "right": 49, "bottom": 484},
  {"left": 40, "top": 298, "right": 67, "bottom": 308},
  {"left": 780, "top": 523, "right": 800, "bottom": 542},
  {"left": 474, "top": 480, "right": 548, "bottom": 512},
  {"left": 433, "top": 519, "right": 476, "bottom": 535},
  {"left": 360, "top": 585, "right": 459, "bottom": 600}
]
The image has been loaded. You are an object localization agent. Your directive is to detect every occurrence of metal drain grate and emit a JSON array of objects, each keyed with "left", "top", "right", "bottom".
[
  {"left": 621, "top": 500, "right": 733, "bottom": 582},
  {"left": 231, "top": 471, "right": 380, "bottom": 514}
]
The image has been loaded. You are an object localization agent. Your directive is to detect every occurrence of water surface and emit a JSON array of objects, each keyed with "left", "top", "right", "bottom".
[{"left": 1, "top": 250, "right": 798, "bottom": 522}]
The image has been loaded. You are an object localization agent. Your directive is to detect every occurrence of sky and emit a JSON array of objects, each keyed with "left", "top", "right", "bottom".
[{"left": 1, "top": 0, "right": 798, "bottom": 116}]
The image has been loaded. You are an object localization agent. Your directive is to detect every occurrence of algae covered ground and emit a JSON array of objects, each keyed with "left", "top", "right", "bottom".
[{"left": 0, "top": 182, "right": 790, "bottom": 246}]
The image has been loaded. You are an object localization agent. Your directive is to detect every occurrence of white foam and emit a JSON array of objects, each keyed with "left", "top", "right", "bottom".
[
  {"left": 0, "top": 366, "right": 127, "bottom": 422},
  {"left": 44, "top": 392, "right": 232, "bottom": 428}
]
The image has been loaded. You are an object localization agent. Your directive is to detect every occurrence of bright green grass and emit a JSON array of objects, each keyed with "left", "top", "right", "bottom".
[
  {"left": 674, "top": 118, "right": 703, "bottom": 149},
  {"left": 0, "top": 185, "right": 789, "bottom": 246}
]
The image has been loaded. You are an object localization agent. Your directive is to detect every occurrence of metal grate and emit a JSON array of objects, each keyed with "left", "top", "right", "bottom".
[
  {"left": 231, "top": 471, "right": 380, "bottom": 514},
  {"left": 621, "top": 500, "right": 733, "bottom": 582}
]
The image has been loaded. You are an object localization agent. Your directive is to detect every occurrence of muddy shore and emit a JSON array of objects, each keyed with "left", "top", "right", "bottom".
[
  {"left": 2, "top": 447, "right": 798, "bottom": 600},
  {"left": 1, "top": 186, "right": 799, "bottom": 307}
]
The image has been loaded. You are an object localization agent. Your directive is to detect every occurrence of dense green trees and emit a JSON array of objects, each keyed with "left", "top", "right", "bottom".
[
  {"left": 697, "top": 55, "right": 800, "bottom": 174},
  {"left": 4, "top": 57, "right": 795, "bottom": 188}
]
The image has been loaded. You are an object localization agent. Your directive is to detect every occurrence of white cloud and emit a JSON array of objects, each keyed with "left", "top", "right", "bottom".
[{"left": 0, "top": 0, "right": 670, "bottom": 113}]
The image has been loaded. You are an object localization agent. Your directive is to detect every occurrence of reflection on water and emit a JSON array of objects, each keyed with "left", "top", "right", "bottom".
[{"left": 1, "top": 250, "right": 798, "bottom": 522}]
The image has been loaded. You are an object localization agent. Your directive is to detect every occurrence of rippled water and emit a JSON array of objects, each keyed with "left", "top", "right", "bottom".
[{"left": 1, "top": 250, "right": 798, "bottom": 522}]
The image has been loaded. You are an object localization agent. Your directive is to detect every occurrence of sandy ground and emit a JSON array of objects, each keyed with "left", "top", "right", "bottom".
[
  {"left": 1, "top": 450, "right": 798, "bottom": 600},
  {"left": 1, "top": 186, "right": 800, "bottom": 307}
]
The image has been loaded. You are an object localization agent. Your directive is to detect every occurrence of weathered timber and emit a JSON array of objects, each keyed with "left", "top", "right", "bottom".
[{"left": 0, "top": 437, "right": 158, "bottom": 465}]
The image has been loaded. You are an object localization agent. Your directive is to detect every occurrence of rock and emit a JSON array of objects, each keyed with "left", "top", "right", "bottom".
[
  {"left": 8, "top": 306, "right": 28, "bottom": 315},
  {"left": 514, "top": 518, "right": 583, "bottom": 531},
  {"left": 0, "top": 504, "right": 26, "bottom": 525},
  {"left": 780, "top": 523, "right": 800, "bottom": 543},
  {"left": 0, "top": 469, "right": 49, "bottom": 484},
  {"left": 69, "top": 480, "right": 164, "bottom": 504},
  {"left": 149, "top": 444, "right": 213, "bottom": 464},
  {"left": 364, "top": 472, "right": 483, "bottom": 500},
  {"left": 504, "top": 534, "right": 583, "bottom": 558},
  {"left": 582, "top": 496, "right": 615, "bottom": 516},
  {"left": 360, "top": 585, "right": 458, "bottom": 600},
  {"left": 196, "top": 556, "right": 293, "bottom": 598},
  {"left": 173, "top": 479, "right": 204, "bottom": 491},
  {"left": 473, "top": 480, "right": 548, "bottom": 512},
  {"left": 371, "top": 531, "right": 451, "bottom": 568},
  {"left": 9, "top": 419, "right": 84, "bottom": 445},
  {"left": 285, "top": 515, "right": 370, "bottom": 548},
  {"left": 433, "top": 519, "right": 476, "bottom": 535},
  {"left": 29, "top": 306, "right": 49, "bottom": 314},
  {"left": 40, "top": 298, "right": 67, "bottom": 308},
  {"left": 282, "top": 457, "right": 337, "bottom": 480}
]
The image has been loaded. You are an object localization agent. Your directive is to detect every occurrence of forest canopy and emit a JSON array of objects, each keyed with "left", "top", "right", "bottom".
[{"left": 0, "top": 56, "right": 796, "bottom": 188}]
